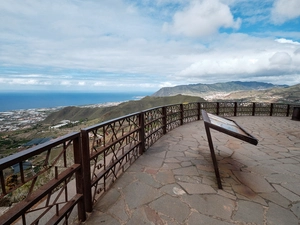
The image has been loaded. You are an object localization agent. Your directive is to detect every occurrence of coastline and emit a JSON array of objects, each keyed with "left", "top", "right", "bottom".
[
  {"left": 0, "top": 92, "right": 152, "bottom": 112},
  {"left": 0, "top": 101, "right": 130, "bottom": 132},
  {"left": 0, "top": 98, "right": 145, "bottom": 132}
]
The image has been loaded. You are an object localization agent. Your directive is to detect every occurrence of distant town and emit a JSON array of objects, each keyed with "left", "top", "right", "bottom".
[
  {"left": 0, "top": 108, "right": 58, "bottom": 132},
  {"left": 0, "top": 102, "right": 122, "bottom": 132}
]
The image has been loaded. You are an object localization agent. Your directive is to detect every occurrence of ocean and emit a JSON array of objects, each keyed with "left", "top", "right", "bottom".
[{"left": 0, "top": 92, "right": 153, "bottom": 112}]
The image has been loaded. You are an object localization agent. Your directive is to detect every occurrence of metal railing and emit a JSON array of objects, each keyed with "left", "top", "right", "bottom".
[
  {"left": 0, "top": 132, "right": 85, "bottom": 225},
  {"left": 0, "top": 102, "right": 298, "bottom": 224}
]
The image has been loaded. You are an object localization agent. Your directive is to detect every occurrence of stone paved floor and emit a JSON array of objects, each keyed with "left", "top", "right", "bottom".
[{"left": 82, "top": 116, "right": 300, "bottom": 225}]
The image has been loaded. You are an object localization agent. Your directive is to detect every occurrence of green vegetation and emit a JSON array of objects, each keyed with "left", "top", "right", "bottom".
[{"left": 43, "top": 94, "right": 205, "bottom": 125}]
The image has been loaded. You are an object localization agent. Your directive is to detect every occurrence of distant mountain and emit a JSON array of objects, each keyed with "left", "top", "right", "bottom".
[
  {"left": 218, "top": 83, "right": 300, "bottom": 103},
  {"left": 43, "top": 94, "right": 205, "bottom": 124},
  {"left": 152, "top": 81, "right": 288, "bottom": 97}
]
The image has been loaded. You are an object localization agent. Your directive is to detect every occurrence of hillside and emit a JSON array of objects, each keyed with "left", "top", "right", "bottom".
[
  {"left": 43, "top": 94, "right": 205, "bottom": 125},
  {"left": 152, "top": 81, "right": 288, "bottom": 98},
  {"left": 216, "top": 83, "right": 300, "bottom": 103}
]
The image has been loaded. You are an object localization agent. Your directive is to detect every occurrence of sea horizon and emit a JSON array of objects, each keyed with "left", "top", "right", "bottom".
[{"left": 0, "top": 91, "right": 154, "bottom": 112}]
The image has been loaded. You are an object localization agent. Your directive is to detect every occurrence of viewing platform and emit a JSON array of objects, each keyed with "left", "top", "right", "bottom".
[
  {"left": 82, "top": 116, "right": 300, "bottom": 225},
  {"left": 1, "top": 102, "right": 299, "bottom": 225}
]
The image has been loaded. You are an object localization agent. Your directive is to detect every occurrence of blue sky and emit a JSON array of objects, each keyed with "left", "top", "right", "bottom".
[{"left": 0, "top": 0, "right": 300, "bottom": 92}]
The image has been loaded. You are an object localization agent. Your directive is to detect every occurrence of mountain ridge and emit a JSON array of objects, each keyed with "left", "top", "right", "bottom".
[
  {"left": 152, "top": 81, "right": 288, "bottom": 97},
  {"left": 43, "top": 94, "right": 205, "bottom": 125},
  {"left": 216, "top": 83, "right": 300, "bottom": 103}
]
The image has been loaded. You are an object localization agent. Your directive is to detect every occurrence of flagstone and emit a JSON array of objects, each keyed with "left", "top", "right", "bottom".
[
  {"left": 149, "top": 195, "right": 190, "bottom": 223},
  {"left": 266, "top": 203, "right": 299, "bottom": 225},
  {"left": 232, "top": 171, "right": 274, "bottom": 193},
  {"left": 233, "top": 200, "right": 264, "bottom": 224},
  {"left": 172, "top": 166, "right": 199, "bottom": 176},
  {"left": 182, "top": 194, "right": 235, "bottom": 221},
  {"left": 83, "top": 117, "right": 300, "bottom": 225},
  {"left": 187, "top": 212, "right": 232, "bottom": 225},
  {"left": 273, "top": 184, "right": 300, "bottom": 202},
  {"left": 178, "top": 182, "right": 216, "bottom": 194}
]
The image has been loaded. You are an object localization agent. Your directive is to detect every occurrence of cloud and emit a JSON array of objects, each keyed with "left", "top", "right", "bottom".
[
  {"left": 176, "top": 34, "right": 300, "bottom": 84},
  {"left": 275, "top": 38, "right": 300, "bottom": 45},
  {"left": 163, "top": 0, "right": 241, "bottom": 37},
  {"left": 269, "top": 52, "right": 292, "bottom": 65},
  {"left": 0, "top": 0, "right": 300, "bottom": 92},
  {"left": 271, "top": 0, "right": 300, "bottom": 24}
]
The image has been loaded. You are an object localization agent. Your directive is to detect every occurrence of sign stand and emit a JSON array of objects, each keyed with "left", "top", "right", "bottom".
[{"left": 201, "top": 110, "right": 258, "bottom": 189}]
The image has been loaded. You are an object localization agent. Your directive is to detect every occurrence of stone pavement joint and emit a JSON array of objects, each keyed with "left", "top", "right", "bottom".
[{"left": 81, "top": 117, "right": 300, "bottom": 225}]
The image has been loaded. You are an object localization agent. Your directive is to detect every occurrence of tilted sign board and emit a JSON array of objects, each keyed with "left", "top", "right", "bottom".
[{"left": 202, "top": 110, "right": 258, "bottom": 189}]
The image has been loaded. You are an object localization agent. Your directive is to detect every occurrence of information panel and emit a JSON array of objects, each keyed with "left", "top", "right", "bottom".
[
  {"left": 202, "top": 110, "right": 258, "bottom": 145},
  {"left": 201, "top": 110, "right": 258, "bottom": 189}
]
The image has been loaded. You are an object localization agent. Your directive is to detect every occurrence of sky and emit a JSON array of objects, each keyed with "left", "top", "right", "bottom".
[{"left": 0, "top": 0, "right": 300, "bottom": 93}]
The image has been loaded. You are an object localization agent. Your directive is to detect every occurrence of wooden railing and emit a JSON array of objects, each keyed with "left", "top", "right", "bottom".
[{"left": 0, "top": 102, "right": 298, "bottom": 224}]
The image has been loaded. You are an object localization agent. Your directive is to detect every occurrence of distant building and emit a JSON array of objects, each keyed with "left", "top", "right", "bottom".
[{"left": 49, "top": 120, "right": 79, "bottom": 130}]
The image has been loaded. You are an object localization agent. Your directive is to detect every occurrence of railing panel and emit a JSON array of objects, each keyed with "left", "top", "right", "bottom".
[
  {"left": 272, "top": 103, "right": 288, "bottom": 116},
  {"left": 166, "top": 104, "right": 182, "bottom": 132},
  {"left": 255, "top": 102, "right": 271, "bottom": 116},
  {"left": 218, "top": 102, "right": 235, "bottom": 116},
  {"left": 81, "top": 113, "right": 142, "bottom": 207},
  {"left": 201, "top": 102, "right": 218, "bottom": 115},
  {"left": 0, "top": 132, "right": 85, "bottom": 225},
  {"left": 236, "top": 102, "right": 253, "bottom": 116},
  {"left": 144, "top": 107, "right": 164, "bottom": 150},
  {"left": 183, "top": 102, "right": 199, "bottom": 123}
]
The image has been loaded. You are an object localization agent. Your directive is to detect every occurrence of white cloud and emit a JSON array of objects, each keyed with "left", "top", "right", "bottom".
[
  {"left": 163, "top": 0, "right": 241, "bottom": 37},
  {"left": 176, "top": 34, "right": 300, "bottom": 84},
  {"left": 275, "top": 38, "right": 300, "bottom": 45},
  {"left": 61, "top": 81, "right": 72, "bottom": 86},
  {"left": 271, "top": 0, "right": 300, "bottom": 24}
]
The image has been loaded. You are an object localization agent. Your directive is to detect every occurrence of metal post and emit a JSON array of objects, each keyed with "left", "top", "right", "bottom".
[
  {"left": 216, "top": 102, "right": 220, "bottom": 115},
  {"left": 80, "top": 130, "right": 93, "bottom": 212},
  {"left": 204, "top": 123, "right": 222, "bottom": 189},
  {"left": 252, "top": 103, "right": 256, "bottom": 116},
  {"left": 180, "top": 104, "right": 184, "bottom": 125},
  {"left": 73, "top": 135, "right": 86, "bottom": 222},
  {"left": 197, "top": 103, "right": 201, "bottom": 120},
  {"left": 162, "top": 106, "right": 167, "bottom": 134},
  {"left": 270, "top": 103, "right": 273, "bottom": 116},
  {"left": 234, "top": 102, "right": 237, "bottom": 116},
  {"left": 139, "top": 112, "right": 145, "bottom": 155}
]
